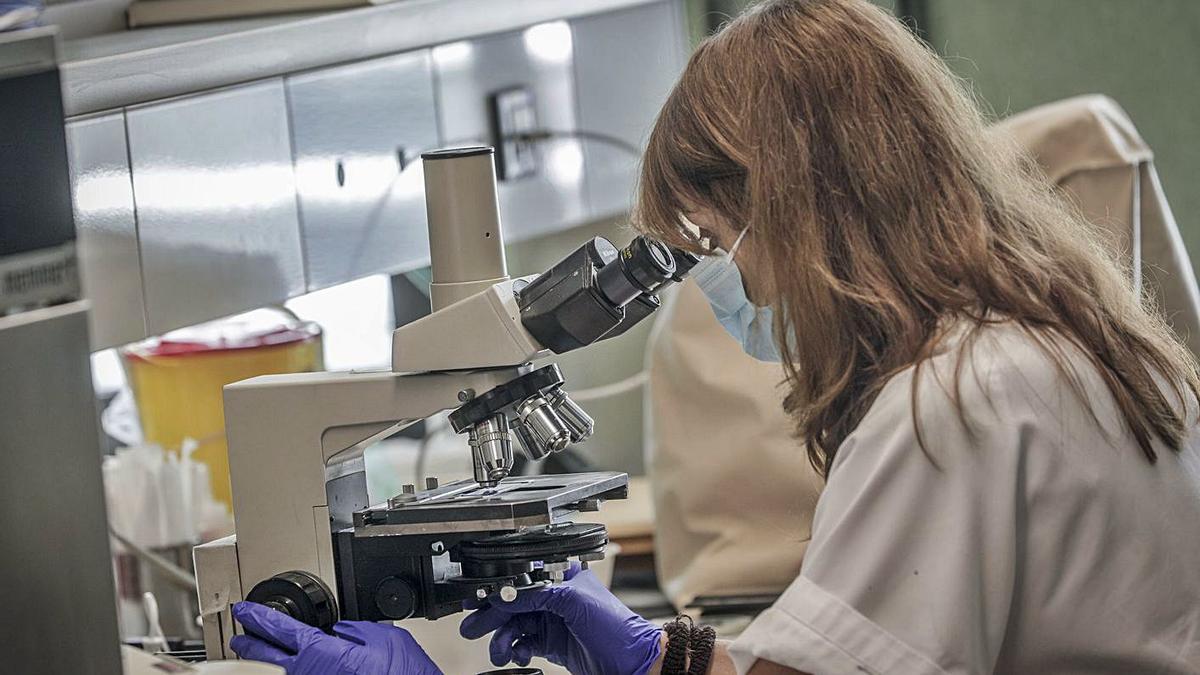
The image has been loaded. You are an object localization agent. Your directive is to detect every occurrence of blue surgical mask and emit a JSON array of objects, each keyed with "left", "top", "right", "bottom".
[{"left": 690, "top": 229, "right": 782, "bottom": 362}]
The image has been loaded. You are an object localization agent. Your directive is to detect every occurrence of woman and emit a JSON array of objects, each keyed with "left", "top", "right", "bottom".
[{"left": 231, "top": 0, "right": 1200, "bottom": 672}]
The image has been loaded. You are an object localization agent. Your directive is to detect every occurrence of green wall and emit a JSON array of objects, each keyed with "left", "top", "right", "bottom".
[
  {"left": 685, "top": 0, "right": 1200, "bottom": 267},
  {"left": 924, "top": 0, "right": 1200, "bottom": 267}
]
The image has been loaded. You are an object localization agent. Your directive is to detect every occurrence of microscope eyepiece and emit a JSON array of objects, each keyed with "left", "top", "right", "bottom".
[
  {"left": 666, "top": 246, "right": 702, "bottom": 281},
  {"left": 596, "top": 236, "right": 677, "bottom": 308},
  {"left": 622, "top": 236, "right": 676, "bottom": 290},
  {"left": 516, "top": 236, "right": 691, "bottom": 354}
]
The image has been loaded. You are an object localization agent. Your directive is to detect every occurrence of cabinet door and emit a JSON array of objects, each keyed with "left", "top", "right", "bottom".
[
  {"left": 288, "top": 51, "right": 440, "bottom": 291},
  {"left": 126, "top": 80, "right": 305, "bottom": 334},
  {"left": 573, "top": 0, "right": 688, "bottom": 220},
  {"left": 66, "top": 112, "right": 146, "bottom": 349}
]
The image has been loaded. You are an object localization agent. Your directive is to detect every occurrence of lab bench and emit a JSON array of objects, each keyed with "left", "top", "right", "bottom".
[{"left": 61, "top": 0, "right": 688, "bottom": 350}]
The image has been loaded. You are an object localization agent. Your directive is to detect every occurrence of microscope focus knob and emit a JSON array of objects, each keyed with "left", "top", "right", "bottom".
[
  {"left": 246, "top": 570, "right": 338, "bottom": 631},
  {"left": 374, "top": 576, "right": 418, "bottom": 620}
]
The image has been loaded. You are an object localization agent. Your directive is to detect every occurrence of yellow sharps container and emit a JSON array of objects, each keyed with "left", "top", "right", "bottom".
[{"left": 122, "top": 309, "right": 323, "bottom": 512}]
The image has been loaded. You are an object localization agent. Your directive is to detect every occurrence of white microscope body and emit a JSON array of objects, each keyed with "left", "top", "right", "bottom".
[{"left": 195, "top": 146, "right": 696, "bottom": 660}]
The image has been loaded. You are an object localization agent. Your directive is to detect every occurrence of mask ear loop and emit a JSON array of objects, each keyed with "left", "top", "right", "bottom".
[{"left": 727, "top": 227, "right": 750, "bottom": 261}]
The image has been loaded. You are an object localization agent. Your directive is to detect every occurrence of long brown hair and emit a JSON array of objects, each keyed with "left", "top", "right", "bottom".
[{"left": 636, "top": 0, "right": 1199, "bottom": 477}]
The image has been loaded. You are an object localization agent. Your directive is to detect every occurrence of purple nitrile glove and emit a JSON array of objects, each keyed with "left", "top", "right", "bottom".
[
  {"left": 459, "top": 564, "right": 663, "bottom": 675},
  {"left": 230, "top": 601, "right": 442, "bottom": 675}
]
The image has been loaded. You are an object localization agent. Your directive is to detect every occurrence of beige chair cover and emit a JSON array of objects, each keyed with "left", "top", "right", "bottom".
[
  {"left": 646, "top": 94, "right": 1200, "bottom": 609},
  {"left": 997, "top": 95, "right": 1200, "bottom": 354},
  {"left": 645, "top": 284, "right": 822, "bottom": 609}
]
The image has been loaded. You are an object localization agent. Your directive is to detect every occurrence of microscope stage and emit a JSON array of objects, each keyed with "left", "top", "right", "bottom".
[{"left": 353, "top": 471, "right": 628, "bottom": 536}]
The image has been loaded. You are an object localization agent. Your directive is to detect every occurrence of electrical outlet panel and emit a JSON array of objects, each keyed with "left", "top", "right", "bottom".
[{"left": 490, "top": 86, "right": 539, "bottom": 181}]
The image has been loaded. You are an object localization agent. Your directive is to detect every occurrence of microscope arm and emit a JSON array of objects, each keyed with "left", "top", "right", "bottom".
[
  {"left": 391, "top": 277, "right": 546, "bottom": 373},
  {"left": 391, "top": 238, "right": 700, "bottom": 374},
  {"left": 223, "top": 368, "right": 525, "bottom": 602}
]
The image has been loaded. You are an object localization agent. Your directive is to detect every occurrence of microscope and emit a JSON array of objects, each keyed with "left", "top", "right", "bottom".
[{"left": 194, "top": 146, "right": 698, "bottom": 659}]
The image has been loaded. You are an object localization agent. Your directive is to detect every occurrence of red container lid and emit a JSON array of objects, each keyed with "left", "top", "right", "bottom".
[{"left": 123, "top": 309, "right": 321, "bottom": 361}]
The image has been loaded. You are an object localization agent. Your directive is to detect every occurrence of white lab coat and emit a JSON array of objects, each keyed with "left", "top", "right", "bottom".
[
  {"left": 647, "top": 95, "right": 1200, "bottom": 613},
  {"left": 727, "top": 322, "right": 1200, "bottom": 674}
]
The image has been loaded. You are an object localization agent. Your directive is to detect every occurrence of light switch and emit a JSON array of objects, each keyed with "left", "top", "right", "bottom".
[{"left": 490, "top": 86, "right": 539, "bottom": 181}]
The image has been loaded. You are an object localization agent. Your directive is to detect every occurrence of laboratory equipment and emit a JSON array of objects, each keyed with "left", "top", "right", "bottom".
[
  {"left": 0, "top": 27, "right": 122, "bottom": 675},
  {"left": 0, "top": 25, "right": 77, "bottom": 316},
  {"left": 59, "top": 0, "right": 687, "bottom": 350},
  {"left": 194, "top": 146, "right": 698, "bottom": 659}
]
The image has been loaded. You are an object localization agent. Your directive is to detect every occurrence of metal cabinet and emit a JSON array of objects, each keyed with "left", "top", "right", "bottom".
[
  {"left": 65, "top": 111, "right": 146, "bottom": 349},
  {"left": 287, "top": 51, "right": 440, "bottom": 291},
  {"left": 572, "top": 0, "right": 687, "bottom": 220},
  {"left": 433, "top": 22, "right": 588, "bottom": 242},
  {"left": 1, "top": 303, "right": 123, "bottom": 675},
  {"left": 58, "top": 2, "right": 688, "bottom": 340},
  {"left": 125, "top": 80, "right": 305, "bottom": 335}
]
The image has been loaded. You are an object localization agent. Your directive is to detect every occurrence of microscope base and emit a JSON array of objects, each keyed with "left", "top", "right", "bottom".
[{"left": 196, "top": 472, "right": 630, "bottom": 660}]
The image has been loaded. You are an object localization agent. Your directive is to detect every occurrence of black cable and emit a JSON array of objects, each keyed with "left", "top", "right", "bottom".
[
  {"left": 507, "top": 128, "right": 643, "bottom": 159},
  {"left": 432, "top": 127, "right": 643, "bottom": 161},
  {"left": 346, "top": 126, "right": 641, "bottom": 280}
]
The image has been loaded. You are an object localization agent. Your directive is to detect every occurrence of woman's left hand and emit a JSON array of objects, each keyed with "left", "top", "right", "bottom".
[
  {"left": 460, "top": 564, "right": 664, "bottom": 674},
  {"left": 230, "top": 601, "right": 442, "bottom": 675}
]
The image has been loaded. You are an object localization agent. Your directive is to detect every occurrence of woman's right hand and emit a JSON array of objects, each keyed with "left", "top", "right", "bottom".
[{"left": 459, "top": 564, "right": 664, "bottom": 674}]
